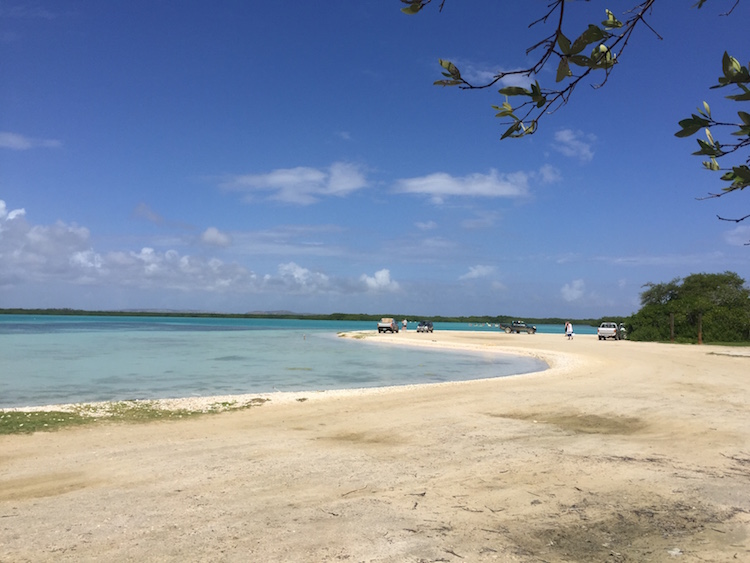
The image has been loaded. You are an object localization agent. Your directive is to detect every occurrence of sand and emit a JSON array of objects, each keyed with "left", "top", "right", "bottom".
[{"left": 1, "top": 331, "right": 748, "bottom": 562}]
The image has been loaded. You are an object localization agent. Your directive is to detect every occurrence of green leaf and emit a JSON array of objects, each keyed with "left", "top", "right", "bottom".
[
  {"left": 557, "top": 32, "right": 571, "bottom": 55},
  {"left": 590, "top": 44, "right": 615, "bottom": 68},
  {"left": 571, "top": 24, "right": 608, "bottom": 54},
  {"left": 400, "top": 2, "right": 422, "bottom": 15},
  {"left": 675, "top": 125, "right": 703, "bottom": 138},
  {"left": 500, "top": 121, "right": 522, "bottom": 140},
  {"left": 498, "top": 86, "right": 531, "bottom": 97},
  {"left": 680, "top": 115, "right": 711, "bottom": 128},
  {"left": 568, "top": 55, "right": 592, "bottom": 68},
  {"left": 722, "top": 52, "right": 742, "bottom": 77},
  {"left": 556, "top": 58, "right": 572, "bottom": 82},
  {"left": 702, "top": 158, "right": 720, "bottom": 171},
  {"left": 692, "top": 139, "right": 723, "bottom": 157},
  {"left": 492, "top": 101, "right": 517, "bottom": 119},
  {"left": 528, "top": 81, "right": 546, "bottom": 106},
  {"left": 675, "top": 114, "right": 711, "bottom": 137},
  {"left": 738, "top": 111, "right": 750, "bottom": 126},
  {"left": 433, "top": 80, "right": 462, "bottom": 87},
  {"left": 438, "top": 59, "right": 461, "bottom": 81},
  {"left": 602, "top": 9, "right": 623, "bottom": 29},
  {"left": 732, "top": 166, "right": 750, "bottom": 182}
]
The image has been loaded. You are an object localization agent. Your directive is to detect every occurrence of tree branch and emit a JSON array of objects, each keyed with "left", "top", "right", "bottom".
[{"left": 717, "top": 213, "right": 750, "bottom": 223}]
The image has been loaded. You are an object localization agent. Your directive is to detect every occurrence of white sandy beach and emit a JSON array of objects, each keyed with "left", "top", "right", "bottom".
[{"left": 1, "top": 331, "right": 749, "bottom": 562}]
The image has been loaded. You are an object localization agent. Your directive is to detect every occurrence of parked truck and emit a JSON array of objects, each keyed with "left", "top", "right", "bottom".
[
  {"left": 377, "top": 318, "right": 399, "bottom": 333},
  {"left": 597, "top": 322, "right": 621, "bottom": 340}
]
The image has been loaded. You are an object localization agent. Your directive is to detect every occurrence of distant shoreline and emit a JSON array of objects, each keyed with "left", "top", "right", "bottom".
[{"left": 0, "top": 308, "right": 604, "bottom": 327}]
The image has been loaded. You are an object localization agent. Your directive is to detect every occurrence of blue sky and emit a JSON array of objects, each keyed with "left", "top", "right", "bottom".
[{"left": 2, "top": 1, "right": 749, "bottom": 317}]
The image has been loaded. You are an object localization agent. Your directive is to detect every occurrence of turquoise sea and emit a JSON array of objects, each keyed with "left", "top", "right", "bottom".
[{"left": 0, "top": 316, "right": 592, "bottom": 409}]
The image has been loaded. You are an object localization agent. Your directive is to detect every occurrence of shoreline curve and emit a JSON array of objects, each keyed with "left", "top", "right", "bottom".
[{"left": 2, "top": 330, "right": 574, "bottom": 413}]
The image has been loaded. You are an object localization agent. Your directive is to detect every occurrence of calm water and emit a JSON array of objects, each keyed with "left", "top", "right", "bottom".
[{"left": 0, "top": 315, "right": 583, "bottom": 408}]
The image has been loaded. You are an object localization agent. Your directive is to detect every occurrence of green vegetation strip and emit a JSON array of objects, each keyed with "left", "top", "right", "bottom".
[
  {"left": 0, "top": 308, "right": 605, "bottom": 327},
  {"left": 0, "top": 398, "right": 268, "bottom": 436}
]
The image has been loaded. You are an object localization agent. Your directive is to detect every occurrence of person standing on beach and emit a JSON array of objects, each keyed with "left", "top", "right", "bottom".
[
  {"left": 565, "top": 321, "right": 574, "bottom": 340},
  {"left": 402, "top": 319, "right": 408, "bottom": 331}
]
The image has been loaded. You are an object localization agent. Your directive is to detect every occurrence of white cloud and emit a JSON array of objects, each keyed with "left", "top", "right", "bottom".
[
  {"left": 561, "top": 279, "right": 585, "bottom": 302},
  {"left": 394, "top": 169, "right": 529, "bottom": 204},
  {"left": 0, "top": 200, "right": 26, "bottom": 222},
  {"left": 724, "top": 225, "right": 750, "bottom": 246},
  {"left": 70, "top": 250, "right": 103, "bottom": 270},
  {"left": 276, "top": 262, "right": 331, "bottom": 293},
  {"left": 552, "top": 129, "right": 595, "bottom": 162},
  {"left": 0, "top": 209, "right": 97, "bottom": 284},
  {"left": 0, "top": 200, "right": 412, "bottom": 300},
  {"left": 598, "top": 252, "right": 725, "bottom": 267},
  {"left": 536, "top": 164, "right": 562, "bottom": 184},
  {"left": 415, "top": 220, "right": 437, "bottom": 231},
  {"left": 0, "top": 131, "right": 61, "bottom": 150},
  {"left": 459, "top": 265, "right": 495, "bottom": 280},
  {"left": 326, "top": 162, "right": 366, "bottom": 196},
  {"left": 221, "top": 162, "right": 367, "bottom": 205},
  {"left": 555, "top": 253, "right": 580, "bottom": 264},
  {"left": 201, "top": 227, "right": 232, "bottom": 247},
  {"left": 360, "top": 269, "right": 400, "bottom": 292},
  {"left": 0, "top": 202, "right": 255, "bottom": 291},
  {"left": 97, "top": 248, "right": 258, "bottom": 291}
]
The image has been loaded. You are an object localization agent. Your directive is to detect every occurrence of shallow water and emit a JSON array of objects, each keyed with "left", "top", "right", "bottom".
[{"left": 0, "top": 315, "right": 554, "bottom": 408}]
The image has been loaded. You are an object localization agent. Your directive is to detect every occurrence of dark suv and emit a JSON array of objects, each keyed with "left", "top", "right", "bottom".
[
  {"left": 501, "top": 321, "right": 537, "bottom": 334},
  {"left": 416, "top": 321, "right": 434, "bottom": 333}
]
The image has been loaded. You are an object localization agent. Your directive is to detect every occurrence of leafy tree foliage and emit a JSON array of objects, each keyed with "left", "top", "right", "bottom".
[
  {"left": 400, "top": 1, "right": 749, "bottom": 224},
  {"left": 401, "top": 0, "right": 638, "bottom": 138},
  {"left": 626, "top": 271, "right": 750, "bottom": 342},
  {"left": 675, "top": 52, "right": 750, "bottom": 225}
]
